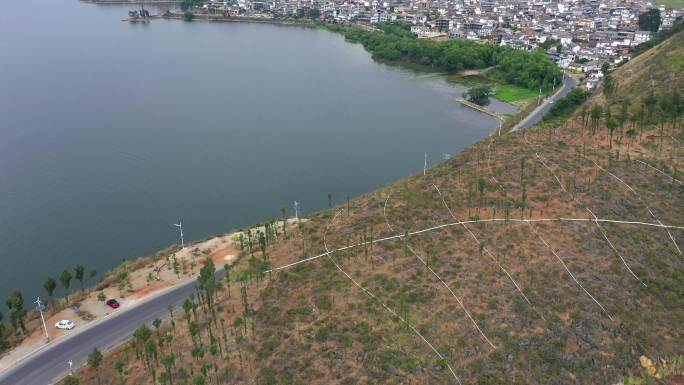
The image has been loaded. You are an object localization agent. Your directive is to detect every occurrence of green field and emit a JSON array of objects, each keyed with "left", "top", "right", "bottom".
[
  {"left": 655, "top": 0, "right": 684, "bottom": 8},
  {"left": 493, "top": 84, "right": 538, "bottom": 102}
]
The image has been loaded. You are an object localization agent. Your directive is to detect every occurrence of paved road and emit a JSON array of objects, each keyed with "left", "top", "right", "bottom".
[
  {"left": 512, "top": 73, "right": 580, "bottom": 131},
  {"left": 0, "top": 271, "right": 218, "bottom": 385}
]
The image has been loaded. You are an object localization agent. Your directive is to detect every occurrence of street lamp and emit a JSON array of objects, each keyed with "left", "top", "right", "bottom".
[
  {"left": 173, "top": 221, "right": 184, "bottom": 249},
  {"left": 35, "top": 297, "right": 49, "bottom": 342}
]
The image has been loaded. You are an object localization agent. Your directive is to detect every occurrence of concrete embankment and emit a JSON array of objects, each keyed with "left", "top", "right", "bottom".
[
  {"left": 456, "top": 98, "right": 503, "bottom": 119},
  {"left": 161, "top": 13, "right": 317, "bottom": 27}
]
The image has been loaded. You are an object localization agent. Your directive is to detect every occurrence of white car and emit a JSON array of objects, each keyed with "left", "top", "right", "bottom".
[{"left": 55, "top": 320, "right": 75, "bottom": 330}]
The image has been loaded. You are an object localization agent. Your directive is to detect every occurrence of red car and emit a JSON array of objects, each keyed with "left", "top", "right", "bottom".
[{"left": 105, "top": 299, "right": 120, "bottom": 309}]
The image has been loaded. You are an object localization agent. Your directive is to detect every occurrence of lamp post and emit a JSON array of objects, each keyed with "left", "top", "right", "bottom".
[
  {"left": 173, "top": 221, "right": 184, "bottom": 249},
  {"left": 423, "top": 153, "right": 427, "bottom": 176},
  {"left": 35, "top": 297, "right": 49, "bottom": 342}
]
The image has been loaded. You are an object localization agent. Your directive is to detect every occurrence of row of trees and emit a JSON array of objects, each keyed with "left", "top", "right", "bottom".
[
  {"left": 577, "top": 87, "right": 682, "bottom": 152},
  {"left": 0, "top": 263, "right": 98, "bottom": 354},
  {"left": 326, "top": 22, "right": 563, "bottom": 92},
  {"left": 62, "top": 210, "right": 295, "bottom": 384},
  {"left": 43, "top": 264, "right": 98, "bottom": 305}
]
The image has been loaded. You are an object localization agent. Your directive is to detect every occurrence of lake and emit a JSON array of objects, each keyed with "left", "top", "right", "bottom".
[{"left": 0, "top": 0, "right": 501, "bottom": 302}]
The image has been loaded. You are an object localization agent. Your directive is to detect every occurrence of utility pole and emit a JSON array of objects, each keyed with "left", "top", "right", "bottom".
[
  {"left": 294, "top": 201, "right": 300, "bottom": 222},
  {"left": 35, "top": 297, "right": 49, "bottom": 342},
  {"left": 173, "top": 221, "right": 184, "bottom": 249},
  {"left": 423, "top": 153, "right": 427, "bottom": 176}
]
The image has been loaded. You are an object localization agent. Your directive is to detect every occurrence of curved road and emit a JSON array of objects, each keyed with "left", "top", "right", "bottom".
[
  {"left": 0, "top": 271, "right": 218, "bottom": 385},
  {"left": 512, "top": 73, "right": 579, "bottom": 131}
]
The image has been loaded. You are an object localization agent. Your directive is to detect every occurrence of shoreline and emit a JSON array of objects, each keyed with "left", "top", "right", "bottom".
[
  {"left": 122, "top": 12, "right": 542, "bottom": 118},
  {"left": 0, "top": 15, "right": 569, "bottom": 378},
  {"left": 160, "top": 13, "right": 317, "bottom": 27},
  {"left": 0, "top": 217, "right": 303, "bottom": 377}
]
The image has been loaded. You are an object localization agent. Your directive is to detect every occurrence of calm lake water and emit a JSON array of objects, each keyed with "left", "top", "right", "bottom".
[{"left": 0, "top": 0, "right": 501, "bottom": 301}]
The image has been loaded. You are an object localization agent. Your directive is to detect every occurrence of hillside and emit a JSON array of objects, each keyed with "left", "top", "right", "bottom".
[
  {"left": 61, "top": 32, "right": 684, "bottom": 385},
  {"left": 592, "top": 26, "right": 684, "bottom": 108}
]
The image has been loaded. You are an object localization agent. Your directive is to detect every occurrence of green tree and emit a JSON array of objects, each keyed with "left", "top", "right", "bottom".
[
  {"left": 63, "top": 376, "right": 80, "bottom": 385},
  {"left": 145, "top": 339, "right": 158, "bottom": 367},
  {"left": 113, "top": 360, "right": 126, "bottom": 385},
  {"left": 638, "top": 9, "right": 661, "bottom": 32},
  {"left": 626, "top": 128, "right": 637, "bottom": 154},
  {"left": 308, "top": 8, "right": 321, "bottom": 19},
  {"left": 183, "top": 11, "right": 194, "bottom": 21},
  {"left": 477, "top": 177, "right": 486, "bottom": 209},
  {"left": 618, "top": 99, "right": 630, "bottom": 135},
  {"left": 464, "top": 85, "right": 492, "bottom": 106},
  {"left": 88, "top": 347, "right": 103, "bottom": 385},
  {"left": 607, "top": 116, "right": 618, "bottom": 149},
  {"left": 5, "top": 290, "right": 27, "bottom": 334},
  {"left": 603, "top": 74, "right": 616, "bottom": 98},
  {"left": 168, "top": 304, "right": 176, "bottom": 329},
  {"left": 180, "top": 0, "right": 202, "bottom": 11},
  {"left": 198, "top": 259, "right": 217, "bottom": 313},
  {"left": 152, "top": 318, "right": 162, "bottom": 335},
  {"left": 60, "top": 269, "right": 73, "bottom": 301},
  {"left": 601, "top": 62, "right": 610, "bottom": 75},
  {"left": 590, "top": 104, "right": 603, "bottom": 133},
  {"left": 0, "top": 311, "right": 8, "bottom": 351},
  {"left": 74, "top": 264, "right": 85, "bottom": 292},
  {"left": 43, "top": 277, "right": 57, "bottom": 307},
  {"left": 192, "top": 374, "right": 206, "bottom": 385},
  {"left": 161, "top": 354, "right": 176, "bottom": 385},
  {"left": 133, "top": 324, "right": 153, "bottom": 363}
]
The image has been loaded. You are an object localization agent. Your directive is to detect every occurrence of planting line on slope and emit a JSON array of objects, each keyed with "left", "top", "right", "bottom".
[
  {"left": 590, "top": 159, "right": 682, "bottom": 257},
  {"left": 523, "top": 134, "right": 646, "bottom": 286},
  {"left": 323, "top": 209, "right": 462, "bottom": 384},
  {"left": 484, "top": 135, "right": 616, "bottom": 320},
  {"left": 431, "top": 183, "right": 540, "bottom": 318},
  {"left": 526, "top": 222, "right": 613, "bottom": 320},
  {"left": 382, "top": 190, "right": 497, "bottom": 350},
  {"left": 265, "top": 217, "right": 684, "bottom": 273},
  {"left": 635, "top": 160, "right": 682, "bottom": 185}
]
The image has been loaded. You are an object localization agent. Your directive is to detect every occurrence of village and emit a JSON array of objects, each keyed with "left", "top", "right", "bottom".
[{"left": 180, "top": 0, "right": 682, "bottom": 88}]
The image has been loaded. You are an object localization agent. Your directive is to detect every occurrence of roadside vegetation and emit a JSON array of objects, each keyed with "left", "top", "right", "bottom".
[
  {"left": 0, "top": 263, "right": 99, "bottom": 355},
  {"left": 543, "top": 88, "right": 590, "bottom": 122}
]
